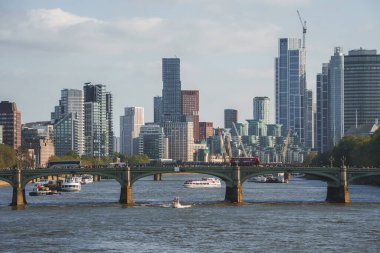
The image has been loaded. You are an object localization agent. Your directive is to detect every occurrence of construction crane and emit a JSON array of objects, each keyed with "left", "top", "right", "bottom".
[
  {"left": 297, "top": 10, "right": 307, "bottom": 49},
  {"left": 232, "top": 122, "right": 248, "bottom": 157},
  {"left": 282, "top": 129, "right": 292, "bottom": 163}
]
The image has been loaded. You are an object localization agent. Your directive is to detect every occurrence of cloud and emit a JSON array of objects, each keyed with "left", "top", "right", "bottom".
[{"left": 27, "top": 8, "right": 100, "bottom": 29}]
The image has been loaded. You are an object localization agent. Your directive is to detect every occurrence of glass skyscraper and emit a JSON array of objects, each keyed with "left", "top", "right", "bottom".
[
  {"left": 161, "top": 58, "right": 182, "bottom": 122},
  {"left": 253, "top": 97, "right": 270, "bottom": 124},
  {"left": 275, "top": 38, "right": 306, "bottom": 144},
  {"left": 328, "top": 47, "right": 344, "bottom": 147},
  {"left": 316, "top": 64, "right": 329, "bottom": 153},
  {"left": 344, "top": 49, "right": 380, "bottom": 132},
  {"left": 120, "top": 107, "right": 144, "bottom": 156},
  {"left": 51, "top": 89, "right": 84, "bottom": 156}
]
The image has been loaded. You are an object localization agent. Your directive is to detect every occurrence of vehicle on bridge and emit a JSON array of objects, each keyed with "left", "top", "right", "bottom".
[
  {"left": 48, "top": 160, "right": 81, "bottom": 168},
  {"left": 230, "top": 157, "right": 260, "bottom": 166}
]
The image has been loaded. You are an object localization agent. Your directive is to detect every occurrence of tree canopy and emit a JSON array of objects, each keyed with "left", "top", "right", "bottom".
[{"left": 0, "top": 144, "right": 16, "bottom": 168}]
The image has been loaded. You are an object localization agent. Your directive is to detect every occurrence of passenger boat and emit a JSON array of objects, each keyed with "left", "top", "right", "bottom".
[
  {"left": 60, "top": 177, "right": 82, "bottom": 192},
  {"left": 81, "top": 175, "right": 93, "bottom": 184},
  {"left": 29, "top": 183, "right": 59, "bottom": 196},
  {"left": 183, "top": 178, "right": 221, "bottom": 188}
]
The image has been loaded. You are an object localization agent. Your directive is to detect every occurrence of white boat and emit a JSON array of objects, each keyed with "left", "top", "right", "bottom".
[
  {"left": 183, "top": 178, "right": 221, "bottom": 188},
  {"left": 81, "top": 175, "right": 93, "bottom": 184},
  {"left": 60, "top": 177, "right": 82, "bottom": 192},
  {"left": 171, "top": 197, "right": 191, "bottom": 208},
  {"left": 248, "top": 175, "right": 267, "bottom": 183}
]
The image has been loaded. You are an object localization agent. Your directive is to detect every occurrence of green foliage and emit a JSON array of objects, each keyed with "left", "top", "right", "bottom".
[
  {"left": 0, "top": 144, "right": 16, "bottom": 168},
  {"left": 312, "top": 130, "right": 380, "bottom": 167},
  {"left": 129, "top": 154, "right": 150, "bottom": 165}
]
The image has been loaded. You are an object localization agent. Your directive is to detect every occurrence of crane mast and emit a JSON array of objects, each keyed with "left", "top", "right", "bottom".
[{"left": 297, "top": 10, "right": 307, "bottom": 49}]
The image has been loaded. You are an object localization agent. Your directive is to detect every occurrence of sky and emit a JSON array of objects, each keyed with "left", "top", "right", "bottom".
[{"left": 0, "top": 0, "right": 379, "bottom": 136}]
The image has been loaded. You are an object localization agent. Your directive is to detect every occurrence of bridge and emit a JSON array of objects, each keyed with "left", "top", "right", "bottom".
[{"left": 1, "top": 165, "right": 380, "bottom": 207}]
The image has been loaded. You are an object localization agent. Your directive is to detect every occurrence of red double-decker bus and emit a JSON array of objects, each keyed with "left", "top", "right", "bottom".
[{"left": 229, "top": 157, "right": 260, "bottom": 166}]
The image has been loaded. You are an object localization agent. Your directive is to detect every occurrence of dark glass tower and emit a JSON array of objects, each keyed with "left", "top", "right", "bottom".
[{"left": 161, "top": 58, "right": 182, "bottom": 122}]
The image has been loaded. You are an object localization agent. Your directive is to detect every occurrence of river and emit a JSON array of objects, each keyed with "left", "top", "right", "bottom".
[{"left": 1, "top": 174, "right": 380, "bottom": 252}]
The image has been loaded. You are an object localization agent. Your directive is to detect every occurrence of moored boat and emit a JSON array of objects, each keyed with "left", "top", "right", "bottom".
[
  {"left": 60, "top": 177, "right": 82, "bottom": 192},
  {"left": 171, "top": 197, "right": 191, "bottom": 208},
  {"left": 81, "top": 175, "right": 93, "bottom": 184},
  {"left": 183, "top": 178, "right": 221, "bottom": 188},
  {"left": 29, "top": 183, "right": 60, "bottom": 196}
]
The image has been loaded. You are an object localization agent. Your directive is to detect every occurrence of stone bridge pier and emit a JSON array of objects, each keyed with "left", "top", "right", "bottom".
[
  {"left": 225, "top": 166, "right": 243, "bottom": 203},
  {"left": 119, "top": 167, "right": 133, "bottom": 206},
  {"left": 326, "top": 166, "right": 350, "bottom": 203},
  {"left": 11, "top": 169, "right": 26, "bottom": 206}
]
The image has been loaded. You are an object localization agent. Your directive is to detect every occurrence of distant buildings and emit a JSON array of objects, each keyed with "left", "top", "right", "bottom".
[
  {"left": 199, "top": 122, "right": 213, "bottom": 142},
  {"left": 253, "top": 97, "right": 270, "bottom": 124},
  {"left": 113, "top": 136, "right": 120, "bottom": 153},
  {"left": 161, "top": 58, "right": 182, "bottom": 122},
  {"left": 0, "top": 101, "right": 21, "bottom": 149},
  {"left": 224, "top": 109, "right": 238, "bottom": 129},
  {"left": 120, "top": 107, "right": 144, "bottom": 156},
  {"left": 344, "top": 49, "right": 380, "bottom": 132},
  {"left": 316, "top": 64, "right": 329, "bottom": 153},
  {"left": 22, "top": 121, "right": 54, "bottom": 167},
  {"left": 0, "top": 125, "right": 3, "bottom": 144},
  {"left": 162, "top": 121, "right": 194, "bottom": 162},
  {"left": 138, "top": 124, "right": 168, "bottom": 159},
  {"left": 51, "top": 89, "right": 84, "bottom": 156},
  {"left": 181, "top": 90, "right": 200, "bottom": 142}
]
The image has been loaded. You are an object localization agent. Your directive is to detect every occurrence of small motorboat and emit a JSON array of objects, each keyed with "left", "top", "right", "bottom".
[
  {"left": 171, "top": 197, "right": 191, "bottom": 208},
  {"left": 29, "top": 183, "right": 60, "bottom": 196}
]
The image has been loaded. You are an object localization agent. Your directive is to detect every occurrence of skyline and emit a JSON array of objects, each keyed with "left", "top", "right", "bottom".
[{"left": 1, "top": 0, "right": 379, "bottom": 136}]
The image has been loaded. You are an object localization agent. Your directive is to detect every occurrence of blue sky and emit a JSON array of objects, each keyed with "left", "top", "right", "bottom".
[{"left": 1, "top": 0, "right": 379, "bottom": 136}]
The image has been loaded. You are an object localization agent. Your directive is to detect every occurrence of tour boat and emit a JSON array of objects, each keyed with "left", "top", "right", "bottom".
[
  {"left": 60, "top": 177, "right": 82, "bottom": 192},
  {"left": 183, "top": 178, "right": 221, "bottom": 188}
]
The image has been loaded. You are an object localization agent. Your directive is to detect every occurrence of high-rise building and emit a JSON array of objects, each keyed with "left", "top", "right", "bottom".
[
  {"left": 161, "top": 58, "right": 182, "bottom": 122},
  {"left": 181, "top": 90, "right": 200, "bottom": 142},
  {"left": 0, "top": 101, "right": 21, "bottom": 149},
  {"left": 224, "top": 109, "right": 238, "bottom": 129},
  {"left": 253, "top": 97, "right": 270, "bottom": 124},
  {"left": 83, "top": 83, "right": 113, "bottom": 157},
  {"left": 247, "top": 119, "right": 267, "bottom": 136},
  {"left": 53, "top": 113, "right": 79, "bottom": 156},
  {"left": 328, "top": 47, "right": 345, "bottom": 148},
  {"left": 305, "top": 89, "right": 314, "bottom": 148},
  {"left": 162, "top": 121, "right": 194, "bottom": 162},
  {"left": 199, "top": 122, "right": 214, "bottom": 141},
  {"left": 316, "top": 64, "right": 329, "bottom": 153},
  {"left": 153, "top": 96, "right": 162, "bottom": 124},
  {"left": 0, "top": 125, "right": 3, "bottom": 144},
  {"left": 138, "top": 124, "right": 167, "bottom": 159},
  {"left": 275, "top": 38, "right": 306, "bottom": 144},
  {"left": 120, "top": 107, "right": 144, "bottom": 156},
  {"left": 344, "top": 49, "right": 380, "bottom": 132},
  {"left": 113, "top": 136, "right": 120, "bottom": 153},
  {"left": 51, "top": 89, "right": 84, "bottom": 156}
]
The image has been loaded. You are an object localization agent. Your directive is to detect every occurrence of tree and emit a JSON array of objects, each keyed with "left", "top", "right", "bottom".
[
  {"left": 0, "top": 144, "right": 16, "bottom": 168},
  {"left": 129, "top": 154, "right": 150, "bottom": 165}
]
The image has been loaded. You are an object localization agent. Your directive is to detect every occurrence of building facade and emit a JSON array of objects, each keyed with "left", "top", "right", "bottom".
[
  {"left": 153, "top": 96, "right": 162, "bottom": 124},
  {"left": 253, "top": 97, "right": 270, "bottom": 124},
  {"left": 305, "top": 89, "right": 314, "bottom": 148},
  {"left": 0, "top": 125, "right": 3, "bottom": 144},
  {"left": 53, "top": 113, "right": 79, "bottom": 156},
  {"left": 161, "top": 58, "right": 182, "bottom": 122},
  {"left": 316, "top": 64, "right": 329, "bottom": 153},
  {"left": 120, "top": 107, "right": 144, "bottom": 156},
  {"left": 51, "top": 89, "right": 84, "bottom": 156},
  {"left": 344, "top": 49, "right": 380, "bottom": 132},
  {"left": 224, "top": 109, "right": 238, "bottom": 129},
  {"left": 275, "top": 38, "right": 306, "bottom": 144},
  {"left": 0, "top": 101, "right": 21, "bottom": 149},
  {"left": 181, "top": 90, "right": 200, "bottom": 142},
  {"left": 138, "top": 124, "right": 167, "bottom": 159},
  {"left": 328, "top": 47, "right": 345, "bottom": 148},
  {"left": 83, "top": 83, "right": 113, "bottom": 157},
  {"left": 199, "top": 122, "right": 214, "bottom": 142},
  {"left": 162, "top": 121, "right": 194, "bottom": 162}
]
